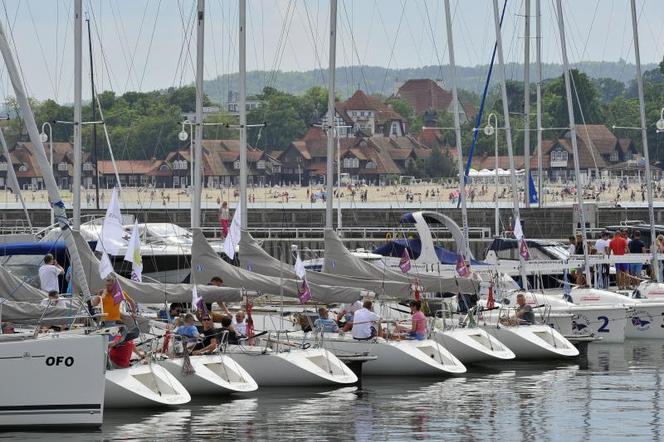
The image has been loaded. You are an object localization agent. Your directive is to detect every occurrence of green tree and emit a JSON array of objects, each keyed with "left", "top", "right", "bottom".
[
  {"left": 247, "top": 87, "right": 307, "bottom": 150},
  {"left": 543, "top": 69, "right": 603, "bottom": 128},
  {"left": 592, "top": 77, "right": 626, "bottom": 103}
]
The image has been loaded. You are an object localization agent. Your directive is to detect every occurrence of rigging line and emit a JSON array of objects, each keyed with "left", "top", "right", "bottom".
[
  {"left": 399, "top": 0, "right": 424, "bottom": 69},
  {"left": 267, "top": 0, "right": 296, "bottom": 88},
  {"left": 454, "top": 0, "right": 482, "bottom": 67},
  {"left": 138, "top": 0, "right": 162, "bottom": 91},
  {"left": 108, "top": 0, "right": 136, "bottom": 90},
  {"left": 359, "top": 1, "right": 376, "bottom": 70},
  {"left": 208, "top": 1, "right": 223, "bottom": 104},
  {"left": 340, "top": 0, "right": 369, "bottom": 93},
  {"left": 301, "top": 0, "right": 325, "bottom": 83},
  {"left": 422, "top": 0, "right": 444, "bottom": 81},
  {"left": 123, "top": 0, "right": 151, "bottom": 92},
  {"left": 56, "top": 0, "right": 73, "bottom": 102},
  {"left": 172, "top": 0, "right": 196, "bottom": 89},
  {"left": 87, "top": 1, "right": 118, "bottom": 94},
  {"left": 266, "top": 0, "right": 292, "bottom": 87},
  {"left": 247, "top": 0, "right": 261, "bottom": 92},
  {"left": 24, "top": 0, "right": 56, "bottom": 100}
]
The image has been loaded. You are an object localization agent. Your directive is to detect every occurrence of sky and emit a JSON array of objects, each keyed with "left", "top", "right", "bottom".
[{"left": 0, "top": 0, "right": 662, "bottom": 101}]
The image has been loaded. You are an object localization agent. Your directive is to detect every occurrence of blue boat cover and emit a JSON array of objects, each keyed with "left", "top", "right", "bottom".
[{"left": 372, "top": 239, "right": 483, "bottom": 266}]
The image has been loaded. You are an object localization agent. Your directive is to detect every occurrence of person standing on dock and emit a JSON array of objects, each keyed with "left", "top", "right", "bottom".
[
  {"left": 609, "top": 231, "right": 629, "bottom": 290},
  {"left": 594, "top": 231, "right": 611, "bottom": 289},
  {"left": 219, "top": 201, "right": 230, "bottom": 239}
]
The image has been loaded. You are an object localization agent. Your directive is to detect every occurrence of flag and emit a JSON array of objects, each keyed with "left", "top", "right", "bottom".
[
  {"left": 123, "top": 221, "right": 143, "bottom": 282},
  {"left": 528, "top": 173, "right": 539, "bottom": 204},
  {"left": 222, "top": 202, "right": 242, "bottom": 259},
  {"left": 513, "top": 216, "right": 524, "bottom": 240},
  {"left": 99, "top": 250, "right": 114, "bottom": 279},
  {"left": 191, "top": 285, "right": 209, "bottom": 318},
  {"left": 399, "top": 248, "right": 411, "bottom": 273},
  {"left": 456, "top": 254, "right": 469, "bottom": 278},
  {"left": 294, "top": 252, "right": 306, "bottom": 279},
  {"left": 519, "top": 238, "right": 530, "bottom": 260},
  {"left": 95, "top": 187, "right": 125, "bottom": 256},
  {"left": 487, "top": 284, "right": 496, "bottom": 309},
  {"left": 111, "top": 279, "right": 124, "bottom": 305},
  {"left": 298, "top": 278, "right": 311, "bottom": 304},
  {"left": 245, "top": 297, "right": 254, "bottom": 342}
]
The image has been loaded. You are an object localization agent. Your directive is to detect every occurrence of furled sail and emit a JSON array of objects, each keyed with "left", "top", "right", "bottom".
[
  {"left": 72, "top": 230, "right": 244, "bottom": 303},
  {"left": 0, "top": 266, "right": 46, "bottom": 302},
  {"left": 0, "top": 298, "right": 77, "bottom": 326}
]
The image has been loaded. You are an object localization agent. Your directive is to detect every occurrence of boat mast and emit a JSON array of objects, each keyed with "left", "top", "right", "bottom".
[
  {"left": 239, "top": 0, "right": 247, "bottom": 229},
  {"left": 630, "top": 0, "right": 659, "bottom": 281},
  {"left": 85, "top": 15, "right": 100, "bottom": 210},
  {"left": 73, "top": 0, "right": 82, "bottom": 229},
  {"left": 535, "top": 0, "right": 543, "bottom": 208},
  {"left": 0, "top": 128, "right": 31, "bottom": 230},
  {"left": 523, "top": 0, "right": 531, "bottom": 208},
  {"left": 0, "top": 11, "right": 92, "bottom": 298},
  {"left": 325, "top": 0, "right": 337, "bottom": 230},
  {"left": 444, "top": 0, "right": 470, "bottom": 259},
  {"left": 555, "top": 0, "right": 591, "bottom": 285},
  {"left": 492, "top": 0, "right": 528, "bottom": 288},
  {"left": 192, "top": 0, "right": 205, "bottom": 228}
]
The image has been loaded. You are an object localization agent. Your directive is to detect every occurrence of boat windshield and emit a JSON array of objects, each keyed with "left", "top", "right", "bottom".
[{"left": 140, "top": 223, "right": 193, "bottom": 245}]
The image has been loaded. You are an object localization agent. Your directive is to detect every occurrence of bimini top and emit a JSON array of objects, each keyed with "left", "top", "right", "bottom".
[{"left": 373, "top": 239, "right": 483, "bottom": 266}]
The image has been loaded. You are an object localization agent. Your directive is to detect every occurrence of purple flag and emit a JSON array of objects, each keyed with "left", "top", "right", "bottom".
[
  {"left": 111, "top": 279, "right": 124, "bottom": 305},
  {"left": 519, "top": 239, "right": 530, "bottom": 261},
  {"left": 399, "top": 249, "right": 411, "bottom": 273},
  {"left": 298, "top": 279, "right": 311, "bottom": 304},
  {"left": 456, "top": 255, "right": 469, "bottom": 278}
]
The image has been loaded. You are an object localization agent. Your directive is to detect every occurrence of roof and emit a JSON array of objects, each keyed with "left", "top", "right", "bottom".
[
  {"left": 395, "top": 79, "right": 453, "bottom": 115},
  {"left": 337, "top": 90, "right": 405, "bottom": 127},
  {"left": 97, "top": 160, "right": 159, "bottom": 175},
  {"left": 10, "top": 142, "right": 91, "bottom": 177},
  {"left": 573, "top": 125, "right": 617, "bottom": 156}
]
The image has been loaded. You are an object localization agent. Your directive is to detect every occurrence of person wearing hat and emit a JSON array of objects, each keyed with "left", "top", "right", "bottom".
[{"left": 38, "top": 253, "right": 64, "bottom": 293}]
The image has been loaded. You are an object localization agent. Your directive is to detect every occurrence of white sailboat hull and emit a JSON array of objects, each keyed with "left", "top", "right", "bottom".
[
  {"left": 226, "top": 346, "right": 357, "bottom": 386},
  {"left": 105, "top": 363, "right": 191, "bottom": 408},
  {"left": 0, "top": 334, "right": 106, "bottom": 428},
  {"left": 433, "top": 328, "right": 516, "bottom": 363},
  {"left": 483, "top": 324, "right": 579, "bottom": 359},
  {"left": 310, "top": 334, "right": 466, "bottom": 376},
  {"left": 159, "top": 354, "right": 258, "bottom": 395}
]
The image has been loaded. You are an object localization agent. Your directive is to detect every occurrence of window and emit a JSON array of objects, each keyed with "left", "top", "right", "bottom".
[
  {"left": 18, "top": 165, "right": 27, "bottom": 172},
  {"left": 83, "top": 162, "right": 93, "bottom": 171},
  {"left": 58, "top": 162, "right": 68, "bottom": 171},
  {"left": 173, "top": 176, "right": 180, "bottom": 187},
  {"left": 0, "top": 162, "right": 7, "bottom": 171},
  {"left": 360, "top": 111, "right": 365, "bottom": 117},
  {"left": 273, "top": 165, "right": 281, "bottom": 173},
  {"left": 551, "top": 150, "right": 568, "bottom": 162},
  {"left": 234, "top": 160, "right": 241, "bottom": 170},
  {"left": 140, "top": 175, "right": 150, "bottom": 185},
  {"left": 366, "top": 161, "right": 377, "bottom": 169},
  {"left": 128, "top": 175, "right": 138, "bottom": 186},
  {"left": 343, "top": 157, "right": 359, "bottom": 168},
  {"left": 173, "top": 159, "right": 188, "bottom": 170},
  {"left": 159, "top": 164, "right": 170, "bottom": 172},
  {"left": 610, "top": 151, "right": 619, "bottom": 162},
  {"left": 256, "top": 160, "right": 266, "bottom": 170}
]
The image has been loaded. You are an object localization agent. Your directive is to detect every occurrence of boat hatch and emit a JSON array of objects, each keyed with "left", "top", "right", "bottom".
[
  {"left": 132, "top": 371, "right": 180, "bottom": 396},
  {"left": 468, "top": 332, "right": 497, "bottom": 349},
  {"left": 416, "top": 344, "right": 455, "bottom": 366},
  {"left": 533, "top": 331, "right": 568, "bottom": 348},
  {"left": 306, "top": 354, "right": 345, "bottom": 375}
]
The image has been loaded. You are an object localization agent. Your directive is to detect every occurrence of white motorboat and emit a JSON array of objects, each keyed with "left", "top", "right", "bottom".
[
  {"left": 481, "top": 323, "right": 579, "bottom": 360},
  {"left": 225, "top": 344, "right": 358, "bottom": 387},
  {"left": 159, "top": 354, "right": 258, "bottom": 395},
  {"left": 432, "top": 327, "right": 516, "bottom": 364},
  {"left": 296, "top": 332, "right": 466, "bottom": 376},
  {"left": 104, "top": 362, "right": 191, "bottom": 408},
  {"left": 565, "top": 287, "right": 664, "bottom": 340},
  {"left": 0, "top": 333, "right": 106, "bottom": 428}
]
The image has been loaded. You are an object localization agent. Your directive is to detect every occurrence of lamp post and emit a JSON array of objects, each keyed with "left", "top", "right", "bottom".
[
  {"left": 178, "top": 120, "right": 195, "bottom": 188},
  {"left": 40, "top": 122, "right": 54, "bottom": 225},
  {"left": 484, "top": 113, "right": 500, "bottom": 237}
]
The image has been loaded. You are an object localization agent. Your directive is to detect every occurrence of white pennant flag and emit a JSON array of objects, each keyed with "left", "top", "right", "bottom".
[
  {"left": 95, "top": 187, "right": 125, "bottom": 256},
  {"left": 99, "top": 250, "right": 114, "bottom": 279},
  {"left": 222, "top": 202, "right": 242, "bottom": 259},
  {"left": 513, "top": 216, "right": 525, "bottom": 240},
  {"left": 191, "top": 285, "right": 201, "bottom": 307},
  {"left": 294, "top": 252, "right": 306, "bottom": 279},
  {"left": 123, "top": 221, "right": 143, "bottom": 282}
]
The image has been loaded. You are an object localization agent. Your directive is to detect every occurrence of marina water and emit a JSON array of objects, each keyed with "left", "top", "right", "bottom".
[{"left": 3, "top": 340, "right": 663, "bottom": 441}]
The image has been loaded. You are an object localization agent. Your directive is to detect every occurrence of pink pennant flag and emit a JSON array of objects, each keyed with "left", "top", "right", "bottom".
[
  {"left": 399, "top": 248, "right": 411, "bottom": 273},
  {"left": 111, "top": 279, "right": 124, "bottom": 305},
  {"left": 298, "top": 279, "right": 311, "bottom": 304},
  {"left": 519, "top": 238, "right": 530, "bottom": 261},
  {"left": 456, "top": 255, "right": 469, "bottom": 278}
]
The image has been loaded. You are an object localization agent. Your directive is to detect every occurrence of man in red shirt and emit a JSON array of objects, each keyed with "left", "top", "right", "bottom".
[
  {"left": 109, "top": 335, "right": 135, "bottom": 369},
  {"left": 609, "top": 231, "right": 629, "bottom": 290}
]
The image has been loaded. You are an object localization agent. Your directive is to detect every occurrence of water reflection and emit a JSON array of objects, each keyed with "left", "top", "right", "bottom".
[{"left": 4, "top": 341, "right": 664, "bottom": 441}]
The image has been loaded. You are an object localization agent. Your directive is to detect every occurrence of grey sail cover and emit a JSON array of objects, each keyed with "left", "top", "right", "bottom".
[
  {"left": 192, "top": 229, "right": 364, "bottom": 303},
  {"left": 239, "top": 230, "right": 410, "bottom": 296},
  {"left": 72, "top": 230, "right": 244, "bottom": 303},
  {"left": 322, "top": 229, "right": 479, "bottom": 293},
  {"left": 0, "top": 266, "right": 46, "bottom": 302},
  {"left": 0, "top": 298, "right": 77, "bottom": 325}
]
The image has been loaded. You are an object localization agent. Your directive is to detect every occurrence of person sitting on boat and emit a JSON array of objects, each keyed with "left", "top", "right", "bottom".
[
  {"left": 108, "top": 335, "right": 135, "bottom": 369},
  {"left": 192, "top": 316, "right": 220, "bottom": 355},
  {"left": 159, "top": 302, "right": 184, "bottom": 323},
  {"left": 352, "top": 300, "right": 384, "bottom": 340},
  {"left": 336, "top": 299, "right": 363, "bottom": 332},
  {"left": 395, "top": 300, "right": 427, "bottom": 340},
  {"left": 38, "top": 253, "right": 64, "bottom": 293},
  {"left": 175, "top": 313, "right": 200, "bottom": 344},
  {"left": 514, "top": 293, "right": 535, "bottom": 325},
  {"left": 313, "top": 307, "right": 339, "bottom": 333},
  {"left": 219, "top": 315, "right": 240, "bottom": 345},
  {"left": 40, "top": 291, "right": 67, "bottom": 309},
  {"left": 220, "top": 301, "right": 247, "bottom": 336},
  {"left": 90, "top": 276, "right": 137, "bottom": 327}
]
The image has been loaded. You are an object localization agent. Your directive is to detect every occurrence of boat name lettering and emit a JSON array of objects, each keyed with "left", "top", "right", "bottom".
[{"left": 45, "top": 356, "right": 74, "bottom": 367}]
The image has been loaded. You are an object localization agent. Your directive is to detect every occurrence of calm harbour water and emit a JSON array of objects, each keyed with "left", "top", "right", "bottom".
[{"left": 3, "top": 340, "right": 664, "bottom": 441}]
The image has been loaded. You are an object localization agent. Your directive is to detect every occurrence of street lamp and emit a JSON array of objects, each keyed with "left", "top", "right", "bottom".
[
  {"left": 657, "top": 108, "right": 664, "bottom": 132},
  {"left": 484, "top": 112, "right": 500, "bottom": 237},
  {"left": 40, "top": 122, "right": 54, "bottom": 225}
]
